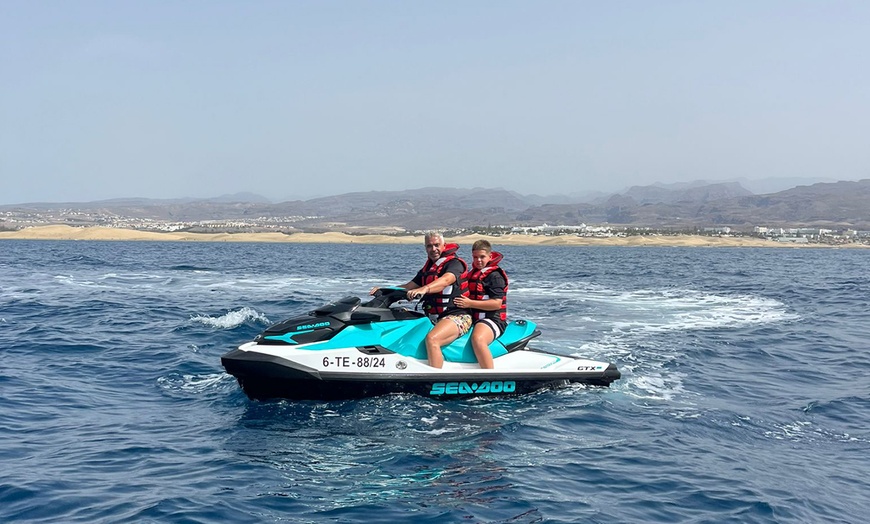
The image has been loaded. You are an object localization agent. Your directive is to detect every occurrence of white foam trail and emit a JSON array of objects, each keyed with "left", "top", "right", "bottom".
[
  {"left": 519, "top": 283, "right": 799, "bottom": 406},
  {"left": 622, "top": 371, "right": 691, "bottom": 402},
  {"left": 99, "top": 272, "right": 170, "bottom": 283},
  {"left": 53, "top": 274, "right": 109, "bottom": 289},
  {"left": 522, "top": 284, "right": 798, "bottom": 334},
  {"left": 179, "top": 275, "right": 375, "bottom": 299},
  {"left": 157, "top": 372, "right": 234, "bottom": 393},
  {"left": 190, "top": 307, "right": 270, "bottom": 329}
]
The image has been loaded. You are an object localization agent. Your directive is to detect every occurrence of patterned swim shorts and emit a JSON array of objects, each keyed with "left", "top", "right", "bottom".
[{"left": 444, "top": 313, "right": 472, "bottom": 336}]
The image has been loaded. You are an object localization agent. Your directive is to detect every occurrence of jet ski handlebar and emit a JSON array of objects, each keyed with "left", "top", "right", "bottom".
[{"left": 363, "top": 286, "right": 410, "bottom": 309}]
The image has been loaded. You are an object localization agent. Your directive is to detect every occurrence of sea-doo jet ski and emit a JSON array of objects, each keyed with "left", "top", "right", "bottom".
[{"left": 221, "top": 287, "right": 621, "bottom": 400}]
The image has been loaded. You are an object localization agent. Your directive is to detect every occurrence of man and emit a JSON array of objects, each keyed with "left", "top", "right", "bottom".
[
  {"left": 370, "top": 231, "right": 471, "bottom": 368},
  {"left": 454, "top": 239, "right": 508, "bottom": 369}
]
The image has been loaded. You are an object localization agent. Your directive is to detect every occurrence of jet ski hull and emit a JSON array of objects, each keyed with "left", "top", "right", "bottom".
[
  {"left": 222, "top": 345, "right": 620, "bottom": 401},
  {"left": 221, "top": 290, "right": 621, "bottom": 401}
]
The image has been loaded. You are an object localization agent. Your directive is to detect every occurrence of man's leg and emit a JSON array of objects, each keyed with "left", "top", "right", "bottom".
[{"left": 424, "top": 318, "right": 461, "bottom": 368}]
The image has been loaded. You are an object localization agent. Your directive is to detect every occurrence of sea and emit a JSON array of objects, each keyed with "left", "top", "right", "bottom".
[{"left": 1, "top": 240, "right": 868, "bottom": 523}]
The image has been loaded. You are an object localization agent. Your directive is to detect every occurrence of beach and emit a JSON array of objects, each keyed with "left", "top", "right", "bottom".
[{"left": 1, "top": 224, "right": 866, "bottom": 248}]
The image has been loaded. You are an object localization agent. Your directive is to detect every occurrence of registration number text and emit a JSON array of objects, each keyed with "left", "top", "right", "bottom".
[{"left": 322, "top": 356, "right": 386, "bottom": 368}]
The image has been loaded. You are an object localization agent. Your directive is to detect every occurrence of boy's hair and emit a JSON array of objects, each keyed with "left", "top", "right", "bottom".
[{"left": 471, "top": 239, "right": 492, "bottom": 252}]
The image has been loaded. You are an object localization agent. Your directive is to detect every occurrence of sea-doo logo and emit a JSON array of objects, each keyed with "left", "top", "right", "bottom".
[
  {"left": 296, "top": 321, "right": 330, "bottom": 331},
  {"left": 429, "top": 381, "right": 516, "bottom": 396}
]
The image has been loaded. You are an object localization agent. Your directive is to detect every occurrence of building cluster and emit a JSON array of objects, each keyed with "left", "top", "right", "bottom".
[
  {"left": 473, "top": 223, "right": 870, "bottom": 245},
  {"left": 0, "top": 209, "right": 319, "bottom": 233},
  {"left": 509, "top": 224, "right": 617, "bottom": 236},
  {"left": 3, "top": 209, "right": 870, "bottom": 246},
  {"left": 753, "top": 226, "right": 870, "bottom": 244}
]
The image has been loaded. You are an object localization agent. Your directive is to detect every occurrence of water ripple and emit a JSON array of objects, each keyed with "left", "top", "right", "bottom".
[{"left": 2, "top": 241, "right": 869, "bottom": 523}]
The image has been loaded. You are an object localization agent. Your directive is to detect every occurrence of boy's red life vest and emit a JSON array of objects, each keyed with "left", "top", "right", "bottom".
[
  {"left": 466, "top": 251, "right": 508, "bottom": 322},
  {"left": 419, "top": 243, "right": 468, "bottom": 316}
]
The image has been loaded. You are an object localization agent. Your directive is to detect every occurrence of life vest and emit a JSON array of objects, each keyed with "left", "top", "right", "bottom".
[
  {"left": 419, "top": 243, "right": 468, "bottom": 316},
  {"left": 466, "top": 251, "right": 508, "bottom": 322}
]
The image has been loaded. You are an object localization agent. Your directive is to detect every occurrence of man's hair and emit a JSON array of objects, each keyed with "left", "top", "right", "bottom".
[
  {"left": 472, "top": 239, "right": 492, "bottom": 252},
  {"left": 423, "top": 231, "right": 444, "bottom": 243}
]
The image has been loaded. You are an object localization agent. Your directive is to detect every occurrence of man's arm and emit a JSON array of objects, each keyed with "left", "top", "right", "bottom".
[
  {"left": 407, "top": 272, "right": 455, "bottom": 299},
  {"left": 407, "top": 260, "right": 461, "bottom": 298}
]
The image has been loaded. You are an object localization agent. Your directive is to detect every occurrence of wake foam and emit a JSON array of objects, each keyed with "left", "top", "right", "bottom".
[
  {"left": 157, "top": 372, "right": 235, "bottom": 394},
  {"left": 189, "top": 307, "right": 270, "bottom": 329},
  {"left": 608, "top": 290, "right": 799, "bottom": 333},
  {"left": 519, "top": 283, "right": 798, "bottom": 335},
  {"left": 519, "top": 283, "right": 798, "bottom": 405}
]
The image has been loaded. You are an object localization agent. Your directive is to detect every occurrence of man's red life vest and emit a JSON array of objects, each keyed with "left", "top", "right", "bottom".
[
  {"left": 466, "top": 251, "right": 508, "bottom": 322},
  {"left": 419, "top": 243, "right": 468, "bottom": 316}
]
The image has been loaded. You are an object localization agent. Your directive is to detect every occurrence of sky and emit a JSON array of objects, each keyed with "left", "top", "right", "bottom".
[{"left": 2, "top": 1, "right": 869, "bottom": 205}]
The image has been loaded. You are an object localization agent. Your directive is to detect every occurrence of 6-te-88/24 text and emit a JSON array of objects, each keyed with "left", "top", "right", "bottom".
[{"left": 322, "top": 356, "right": 386, "bottom": 368}]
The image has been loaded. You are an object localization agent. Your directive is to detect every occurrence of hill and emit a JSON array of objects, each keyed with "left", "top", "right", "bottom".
[{"left": 3, "top": 180, "right": 869, "bottom": 231}]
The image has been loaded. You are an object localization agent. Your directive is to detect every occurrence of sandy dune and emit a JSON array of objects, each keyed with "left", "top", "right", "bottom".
[{"left": 2, "top": 224, "right": 865, "bottom": 248}]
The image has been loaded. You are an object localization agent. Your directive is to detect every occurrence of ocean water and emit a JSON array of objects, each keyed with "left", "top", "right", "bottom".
[{"left": 1, "top": 240, "right": 868, "bottom": 523}]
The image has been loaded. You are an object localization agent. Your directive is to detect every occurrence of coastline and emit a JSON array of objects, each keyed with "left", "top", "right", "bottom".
[{"left": 1, "top": 224, "right": 867, "bottom": 248}]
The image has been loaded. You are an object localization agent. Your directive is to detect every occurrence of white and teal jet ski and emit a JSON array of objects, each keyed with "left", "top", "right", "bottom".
[{"left": 221, "top": 287, "right": 620, "bottom": 400}]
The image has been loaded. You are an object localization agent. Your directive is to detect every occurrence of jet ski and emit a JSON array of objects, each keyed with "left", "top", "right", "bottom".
[{"left": 221, "top": 287, "right": 621, "bottom": 401}]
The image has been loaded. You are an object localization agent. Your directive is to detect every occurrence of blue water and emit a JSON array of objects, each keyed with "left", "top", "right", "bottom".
[{"left": 1, "top": 240, "right": 868, "bottom": 523}]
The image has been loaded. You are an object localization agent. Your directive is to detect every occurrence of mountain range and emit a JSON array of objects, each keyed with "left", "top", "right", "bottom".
[{"left": 3, "top": 178, "right": 870, "bottom": 231}]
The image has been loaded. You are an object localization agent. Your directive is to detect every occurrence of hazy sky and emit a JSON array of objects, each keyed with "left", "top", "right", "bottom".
[{"left": 2, "top": 1, "right": 869, "bottom": 204}]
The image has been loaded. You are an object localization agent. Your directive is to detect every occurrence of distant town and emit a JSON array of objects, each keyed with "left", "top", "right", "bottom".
[{"left": 3, "top": 206, "right": 869, "bottom": 246}]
